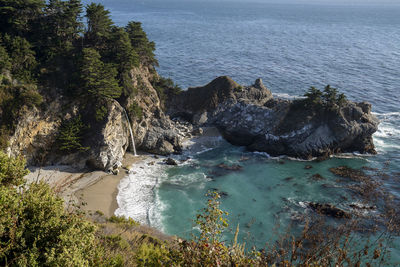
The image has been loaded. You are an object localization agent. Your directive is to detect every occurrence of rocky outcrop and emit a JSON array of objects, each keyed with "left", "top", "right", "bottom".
[
  {"left": 168, "top": 76, "right": 379, "bottom": 159},
  {"left": 7, "top": 98, "right": 130, "bottom": 171},
  {"left": 7, "top": 65, "right": 190, "bottom": 170},
  {"left": 123, "top": 65, "right": 192, "bottom": 155},
  {"left": 168, "top": 76, "right": 273, "bottom": 125}
]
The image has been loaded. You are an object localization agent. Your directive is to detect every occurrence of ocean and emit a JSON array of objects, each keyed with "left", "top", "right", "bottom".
[{"left": 83, "top": 0, "right": 400, "bottom": 261}]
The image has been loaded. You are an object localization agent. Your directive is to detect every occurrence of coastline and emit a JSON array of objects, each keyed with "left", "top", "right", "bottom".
[
  {"left": 25, "top": 152, "right": 147, "bottom": 218},
  {"left": 75, "top": 153, "right": 147, "bottom": 217}
]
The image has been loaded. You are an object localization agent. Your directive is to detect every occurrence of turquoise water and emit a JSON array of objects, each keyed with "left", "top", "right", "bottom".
[{"left": 88, "top": 0, "right": 400, "bottom": 262}]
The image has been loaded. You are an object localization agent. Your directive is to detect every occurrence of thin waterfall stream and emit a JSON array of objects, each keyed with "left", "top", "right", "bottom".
[{"left": 123, "top": 108, "right": 137, "bottom": 156}]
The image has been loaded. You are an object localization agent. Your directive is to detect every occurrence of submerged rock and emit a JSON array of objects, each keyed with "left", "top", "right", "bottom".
[
  {"left": 168, "top": 76, "right": 379, "bottom": 159},
  {"left": 310, "top": 173, "right": 325, "bottom": 181},
  {"left": 308, "top": 202, "right": 351, "bottom": 219},
  {"left": 217, "top": 163, "right": 243, "bottom": 171}
]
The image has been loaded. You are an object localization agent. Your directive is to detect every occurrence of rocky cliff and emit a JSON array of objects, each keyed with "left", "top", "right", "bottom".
[
  {"left": 168, "top": 76, "right": 379, "bottom": 159},
  {"left": 6, "top": 65, "right": 190, "bottom": 171}
]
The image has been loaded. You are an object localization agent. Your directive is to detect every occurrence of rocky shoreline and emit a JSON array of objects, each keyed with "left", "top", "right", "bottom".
[{"left": 11, "top": 74, "right": 378, "bottom": 173}]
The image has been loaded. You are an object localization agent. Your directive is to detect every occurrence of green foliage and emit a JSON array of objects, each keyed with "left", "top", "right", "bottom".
[
  {"left": 57, "top": 115, "right": 89, "bottom": 153},
  {"left": 303, "top": 85, "right": 347, "bottom": 110},
  {"left": 85, "top": 3, "right": 113, "bottom": 48},
  {"left": 195, "top": 191, "right": 229, "bottom": 244},
  {"left": 81, "top": 48, "right": 122, "bottom": 99},
  {"left": 128, "top": 102, "right": 143, "bottom": 120},
  {"left": 136, "top": 243, "right": 172, "bottom": 266},
  {"left": 152, "top": 76, "right": 182, "bottom": 107},
  {"left": 304, "top": 86, "right": 323, "bottom": 106},
  {"left": 0, "top": 153, "right": 100, "bottom": 266},
  {"left": 0, "top": 84, "right": 43, "bottom": 136},
  {"left": 0, "top": 126, "right": 9, "bottom": 150},
  {"left": 0, "top": 44, "right": 11, "bottom": 72},
  {"left": 2, "top": 35, "right": 37, "bottom": 82},
  {"left": 0, "top": 151, "right": 28, "bottom": 187},
  {"left": 95, "top": 104, "right": 108, "bottom": 122},
  {"left": 0, "top": 0, "right": 45, "bottom": 35},
  {"left": 126, "top": 21, "right": 158, "bottom": 67},
  {"left": 107, "top": 215, "right": 140, "bottom": 227},
  {"left": 107, "top": 27, "right": 139, "bottom": 71},
  {"left": 40, "top": 0, "right": 83, "bottom": 60},
  {"left": 0, "top": 181, "right": 100, "bottom": 266}
]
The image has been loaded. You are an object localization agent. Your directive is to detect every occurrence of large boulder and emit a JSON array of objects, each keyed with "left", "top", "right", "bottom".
[
  {"left": 168, "top": 76, "right": 379, "bottom": 159},
  {"left": 168, "top": 76, "right": 273, "bottom": 124}
]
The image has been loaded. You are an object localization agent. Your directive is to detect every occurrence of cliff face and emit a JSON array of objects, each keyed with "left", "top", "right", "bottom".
[
  {"left": 168, "top": 76, "right": 379, "bottom": 159},
  {"left": 7, "top": 97, "right": 130, "bottom": 170},
  {"left": 6, "top": 65, "right": 190, "bottom": 171},
  {"left": 125, "top": 65, "right": 191, "bottom": 155}
]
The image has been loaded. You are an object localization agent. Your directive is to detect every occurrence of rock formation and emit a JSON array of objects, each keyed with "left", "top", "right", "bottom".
[
  {"left": 6, "top": 65, "right": 191, "bottom": 171},
  {"left": 168, "top": 76, "right": 379, "bottom": 159}
]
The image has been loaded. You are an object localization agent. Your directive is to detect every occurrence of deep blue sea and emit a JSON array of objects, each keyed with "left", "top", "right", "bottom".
[{"left": 84, "top": 0, "right": 400, "bottom": 262}]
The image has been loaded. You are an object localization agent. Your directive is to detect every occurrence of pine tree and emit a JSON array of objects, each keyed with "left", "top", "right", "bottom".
[{"left": 80, "top": 48, "right": 121, "bottom": 99}]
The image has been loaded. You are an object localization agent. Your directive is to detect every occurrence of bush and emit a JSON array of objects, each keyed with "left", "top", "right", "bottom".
[
  {"left": 0, "top": 153, "right": 100, "bottom": 266},
  {"left": 107, "top": 215, "right": 139, "bottom": 226},
  {"left": 0, "top": 150, "right": 28, "bottom": 187},
  {"left": 136, "top": 243, "right": 172, "bottom": 266}
]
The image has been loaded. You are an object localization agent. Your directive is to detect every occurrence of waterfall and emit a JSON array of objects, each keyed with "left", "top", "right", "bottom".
[{"left": 123, "top": 108, "right": 137, "bottom": 156}]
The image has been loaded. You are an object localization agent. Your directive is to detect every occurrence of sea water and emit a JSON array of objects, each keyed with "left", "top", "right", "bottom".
[{"left": 84, "top": 0, "right": 400, "bottom": 261}]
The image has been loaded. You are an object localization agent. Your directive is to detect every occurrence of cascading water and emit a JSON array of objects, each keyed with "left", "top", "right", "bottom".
[{"left": 123, "top": 108, "right": 137, "bottom": 156}]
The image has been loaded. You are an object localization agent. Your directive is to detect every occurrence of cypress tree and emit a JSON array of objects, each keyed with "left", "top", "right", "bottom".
[
  {"left": 80, "top": 48, "right": 121, "bottom": 99},
  {"left": 85, "top": 3, "right": 113, "bottom": 49},
  {"left": 125, "top": 21, "right": 158, "bottom": 66},
  {"left": 0, "top": 0, "right": 45, "bottom": 36}
]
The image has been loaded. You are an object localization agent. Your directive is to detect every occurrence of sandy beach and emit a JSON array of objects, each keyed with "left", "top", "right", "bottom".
[
  {"left": 25, "top": 152, "right": 148, "bottom": 218},
  {"left": 75, "top": 153, "right": 147, "bottom": 217},
  {"left": 24, "top": 127, "right": 220, "bottom": 219}
]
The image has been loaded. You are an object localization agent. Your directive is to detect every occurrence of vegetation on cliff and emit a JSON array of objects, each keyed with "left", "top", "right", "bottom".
[{"left": 0, "top": 0, "right": 177, "bottom": 154}]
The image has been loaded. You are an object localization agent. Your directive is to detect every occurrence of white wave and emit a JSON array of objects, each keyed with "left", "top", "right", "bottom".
[
  {"left": 374, "top": 123, "right": 400, "bottom": 139},
  {"left": 148, "top": 191, "right": 169, "bottom": 232},
  {"left": 115, "top": 134, "right": 222, "bottom": 228},
  {"left": 372, "top": 111, "right": 400, "bottom": 117},
  {"left": 115, "top": 157, "right": 169, "bottom": 226},
  {"left": 286, "top": 156, "right": 317, "bottom": 161},
  {"left": 252, "top": 151, "right": 271, "bottom": 157},
  {"left": 273, "top": 93, "right": 305, "bottom": 100}
]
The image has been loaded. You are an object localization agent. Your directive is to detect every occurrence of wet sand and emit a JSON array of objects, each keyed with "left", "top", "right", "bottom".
[{"left": 75, "top": 153, "right": 147, "bottom": 217}]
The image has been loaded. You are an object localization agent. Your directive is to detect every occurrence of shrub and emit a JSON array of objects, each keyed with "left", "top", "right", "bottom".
[
  {"left": 136, "top": 243, "right": 172, "bottom": 266},
  {"left": 107, "top": 215, "right": 139, "bottom": 227},
  {"left": 0, "top": 153, "right": 100, "bottom": 266},
  {"left": 0, "top": 150, "right": 28, "bottom": 187}
]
